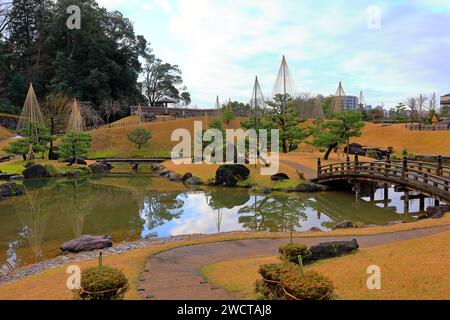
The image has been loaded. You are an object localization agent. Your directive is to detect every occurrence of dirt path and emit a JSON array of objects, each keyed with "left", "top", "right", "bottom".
[
  {"left": 139, "top": 225, "right": 450, "bottom": 300},
  {"left": 279, "top": 159, "right": 317, "bottom": 179}
]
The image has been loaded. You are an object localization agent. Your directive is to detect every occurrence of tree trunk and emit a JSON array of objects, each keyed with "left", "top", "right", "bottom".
[{"left": 324, "top": 142, "right": 339, "bottom": 160}]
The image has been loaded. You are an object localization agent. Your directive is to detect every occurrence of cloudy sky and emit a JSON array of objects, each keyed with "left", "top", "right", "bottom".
[{"left": 96, "top": 0, "right": 450, "bottom": 108}]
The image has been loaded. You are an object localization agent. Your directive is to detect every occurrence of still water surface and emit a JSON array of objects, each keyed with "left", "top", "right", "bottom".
[{"left": 0, "top": 175, "right": 434, "bottom": 275}]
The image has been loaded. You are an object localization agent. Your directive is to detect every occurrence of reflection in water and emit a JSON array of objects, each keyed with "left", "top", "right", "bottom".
[
  {"left": 0, "top": 175, "right": 433, "bottom": 274},
  {"left": 60, "top": 179, "right": 92, "bottom": 238},
  {"left": 15, "top": 188, "right": 50, "bottom": 260},
  {"left": 238, "top": 195, "right": 309, "bottom": 232}
]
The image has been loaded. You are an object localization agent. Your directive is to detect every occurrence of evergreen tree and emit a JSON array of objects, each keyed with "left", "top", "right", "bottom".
[
  {"left": 264, "top": 94, "right": 308, "bottom": 153},
  {"left": 59, "top": 132, "right": 92, "bottom": 163},
  {"left": 3, "top": 121, "right": 54, "bottom": 159},
  {"left": 221, "top": 108, "right": 236, "bottom": 125},
  {"left": 309, "top": 110, "right": 364, "bottom": 160},
  {"left": 127, "top": 127, "right": 151, "bottom": 149}
]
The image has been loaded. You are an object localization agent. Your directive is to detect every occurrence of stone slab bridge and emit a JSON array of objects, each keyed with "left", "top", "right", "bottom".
[
  {"left": 312, "top": 155, "right": 450, "bottom": 204},
  {"left": 95, "top": 158, "right": 169, "bottom": 172}
]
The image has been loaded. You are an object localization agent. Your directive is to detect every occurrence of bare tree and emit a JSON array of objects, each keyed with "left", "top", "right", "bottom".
[
  {"left": 79, "top": 101, "right": 104, "bottom": 128},
  {"left": 0, "top": 1, "right": 12, "bottom": 39},
  {"left": 406, "top": 97, "right": 418, "bottom": 121},
  {"left": 100, "top": 99, "right": 122, "bottom": 123}
]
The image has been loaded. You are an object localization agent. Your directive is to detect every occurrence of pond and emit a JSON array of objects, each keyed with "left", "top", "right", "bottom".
[{"left": 0, "top": 175, "right": 436, "bottom": 275}]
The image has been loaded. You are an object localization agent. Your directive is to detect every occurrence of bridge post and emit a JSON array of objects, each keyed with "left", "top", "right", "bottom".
[
  {"left": 437, "top": 155, "right": 442, "bottom": 176},
  {"left": 385, "top": 152, "right": 391, "bottom": 176},
  {"left": 404, "top": 191, "right": 409, "bottom": 214},
  {"left": 419, "top": 195, "right": 425, "bottom": 212},
  {"left": 383, "top": 183, "right": 389, "bottom": 207},
  {"left": 354, "top": 153, "right": 359, "bottom": 175},
  {"left": 317, "top": 158, "right": 321, "bottom": 178},
  {"left": 402, "top": 156, "right": 408, "bottom": 179},
  {"left": 346, "top": 155, "right": 350, "bottom": 174}
]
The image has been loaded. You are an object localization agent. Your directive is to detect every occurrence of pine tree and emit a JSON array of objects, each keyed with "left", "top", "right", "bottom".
[
  {"left": 127, "top": 127, "right": 151, "bottom": 149},
  {"left": 59, "top": 132, "right": 92, "bottom": 164},
  {"left": 309, "top": 110, "right": 364, "bottom": 159},
  {"left": 264, "top": 94, "right": 308, "bottom": 153}
]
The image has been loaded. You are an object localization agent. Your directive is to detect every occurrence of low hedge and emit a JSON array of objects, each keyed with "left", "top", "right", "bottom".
[{"left": 76, "top": 266, "right": 128, "bottom": 300}]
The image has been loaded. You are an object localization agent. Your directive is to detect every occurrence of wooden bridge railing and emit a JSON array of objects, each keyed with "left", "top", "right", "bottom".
[
  {"left": 405, "top": 123, "right": 450, "bottom": 131},
  {"left": 316, "top": 155, "right": 450, "bottom": 201}
]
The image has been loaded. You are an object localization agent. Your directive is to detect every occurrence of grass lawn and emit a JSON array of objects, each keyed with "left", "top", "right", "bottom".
[
  {"left": 201, "top": 229, "right": 450, "bottom": 300},
  {"left": 0, "top": 216, "right": 449, "bottom": 300}
]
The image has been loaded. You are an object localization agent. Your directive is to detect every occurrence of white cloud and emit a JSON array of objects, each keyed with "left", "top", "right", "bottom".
[
  {"left": 155, "top": 0, "right": 172, "bottom": 13},
  {"left": 142, "top": 3, "right": 153, "bottom": 11}
]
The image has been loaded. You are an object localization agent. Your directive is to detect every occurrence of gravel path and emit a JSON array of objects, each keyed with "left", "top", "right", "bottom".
[{"left": 139, "top": 225, "right": 450, "bottom": 300}]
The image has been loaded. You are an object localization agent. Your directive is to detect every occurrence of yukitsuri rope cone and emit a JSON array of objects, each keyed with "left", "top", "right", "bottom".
[
  {"left": 66, "top": 99, "right": 85, "bottom": 133},
  {"left": 17, "top": 83, "right": 46, "bottom": 140}
]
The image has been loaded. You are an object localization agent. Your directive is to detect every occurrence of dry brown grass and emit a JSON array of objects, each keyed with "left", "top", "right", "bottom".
[
  {"left": 89, "top": 116, "right": 244, "bottom": 158},
  {"left": 202, "top": 229, "right": 450, "bottom": 300},
  {"left": 352, "top": 123, "right": 450, "bottom": 155}
]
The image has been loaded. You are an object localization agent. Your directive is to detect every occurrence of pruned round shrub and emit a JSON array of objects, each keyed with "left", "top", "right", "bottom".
[
  {"left": 279, "top": 243, "right": 312, "bottom": 264},
  {"left": 256, "top": 263, "right": 299, "bottom": 300},
  {"left": 24, "top": 160, "right": 35, "bottom": 168},
  {"left": 77, "top": 266, "right": 128, "bottom": 300},
  {"left": 44, "top": 164, "right": 58, "bottom": 177},
  {"left": 280, "top": 270, "right": 334, "bottom": 300}
]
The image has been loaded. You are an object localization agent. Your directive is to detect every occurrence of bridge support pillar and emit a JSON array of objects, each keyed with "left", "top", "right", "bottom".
[
  {"left": 354, "top": 183, "right": 360, "bottom": 203},
  {"left": 383, "top": 184, "right": 389, "bottom": 208},
  {"left": 403, "top": 191, "right": 410, "bottom": 214},
  {"left": 131, "top": 163, "right": 139, "bottom": 173},
  {"left": 419, "top": 195, "right": 425, "bottom": 212}
]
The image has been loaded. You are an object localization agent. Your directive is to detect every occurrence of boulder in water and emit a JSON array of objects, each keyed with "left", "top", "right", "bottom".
[
  {"left": 22, "top": 164, "right": 50, "bottom": 179},
  {"left": 89, "top": 161, "right": 113, "bottom": 174},
  {"left": 215, "top": 164, "right": 250, "bottom": 187}
]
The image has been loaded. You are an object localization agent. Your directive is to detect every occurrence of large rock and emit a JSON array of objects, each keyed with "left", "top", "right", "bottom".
[
  {"left": 0, "top": 173, "right": 18, "bottom": 180},
  {"left": 168, "top": 173, "right": 183, "bottom": 182},
  {"left": 181, "top": 172, "right": 193, "bottom": 182},
  {"left": 292, "top": 181, "right": 328, "bottom": 192},
  {"left": 215, "top": 164, "right": 250, "bottom": 187},
  {"left": 425, "top": 205, "right": 450, "bottom": 219},
  {"left": 344, "top": 143, "right": 366, "bottom": 156},
  {"left": 334, "top": 220, "right": 354, "bottom": 229},
  {"left": 89, "top": 161, "right": 113, "bottom": 174},
  {"left": 271, "top": 173, "right": 289, "bottom": 181},
  {"left": 0, "top": 183, "right": 24, "bottom": 198},
  {"left": 22, "top": 164, "right": 50, "bottom": 179},
  {"left": 185, "top": 176, "right": 203, "bottom": 185},
  {"left": 151, "top": 163, "right": 165, "bottom": 171},
  {"left": 309, "top": 239, "right": 359, "bottom": 261},
  {"left": 60, "top": 235, "right": 113, "bottom": 253}
]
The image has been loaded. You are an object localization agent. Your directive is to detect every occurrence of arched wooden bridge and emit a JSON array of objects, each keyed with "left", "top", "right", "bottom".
[{"left": 313, "top": 156, "right": 450, "bottom": 203}]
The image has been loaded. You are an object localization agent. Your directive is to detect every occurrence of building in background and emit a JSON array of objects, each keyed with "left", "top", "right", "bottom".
[
  {"left": 440, "top": 94, "right": 450, "bottom": 114},
  {"left": 334, "top": 95, "right": 359, "bottom": 110}
]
